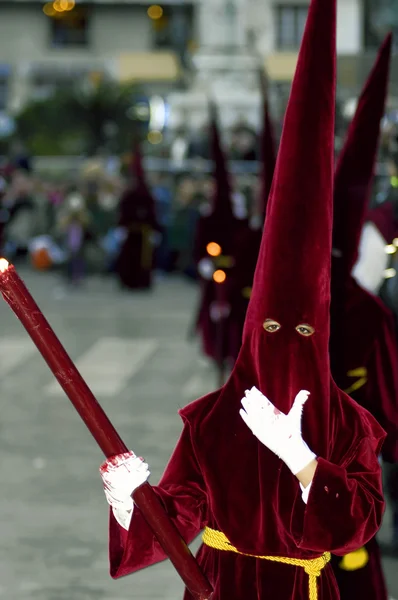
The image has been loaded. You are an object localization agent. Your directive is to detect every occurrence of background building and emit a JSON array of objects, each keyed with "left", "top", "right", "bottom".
[{"left": 0, "top": 0, "right": 395, "bottom": 129}]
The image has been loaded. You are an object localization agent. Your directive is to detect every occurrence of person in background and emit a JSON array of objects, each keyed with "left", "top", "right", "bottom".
[
  {"left": 3, "top": 169, "right": 36, "bottom": 259},
  {"left": 168, "top": 175, "right": 199, "bottom": 279},
  {"left": 152, "top": 172, "right": 173, "bottom": 273},
  {"left": 115, "top": 146, "right": 159, "bottom": 290},
  {"left": 57, "top": 191, "right": 90, "bottom": 287}
]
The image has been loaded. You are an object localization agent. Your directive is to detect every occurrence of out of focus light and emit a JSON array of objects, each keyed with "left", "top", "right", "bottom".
[
  {"left": 43, "top": 2, "right": 56, "bottom": 16},
  {"left": 385, "top": 244, "right": 397, "bottom": 255},
  {"left": 393, "top": 238, "right": 398, "bottom": 248},
  {"left": 384, "top": 268, "right": 396, "bottom": 279},
  {"left": 0, "top": 258, "right": 9, "bottom": 273},
  {"left": 43, "top": 0, "right": 75, "bottom": 16},
  {"left": 147, "top": 5, "right": 163, "bottom": 20},
  {"left": 213, "top": 269, "right": 226, "bottom": 284},
  {"left": 147, "top": 130, "right": 163, "bottom": 144},
  {"left": 149, "top": 96, "right": 166, "bottom": 132},
  {"left": 129, "top": 102, "right": 149, "bottom": 121},
  {"left": 206, "top": 242, "right": 222, "bottom": 257}
]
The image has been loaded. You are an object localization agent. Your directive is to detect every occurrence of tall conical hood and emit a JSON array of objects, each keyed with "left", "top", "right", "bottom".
[
  {"left": 333, "top": 34, "right": 392, "bottom": 278},
  {"left": 244, "top": 0, "right": 336, "bottom": 343},
  {"left": 120, "top": 139, "right": 157, "bottom": 226},
  {"left": 208, "top": 101, "right": 234, "bottom": 219},
  {"left": 258, "top": 71, "right": 277, "bottom": 219},
  {"left": 131, "top": 140, "right": 149, "bottom": 192},
  {"left": 235, "top": 0, "right": 336, "bottom": 432}
]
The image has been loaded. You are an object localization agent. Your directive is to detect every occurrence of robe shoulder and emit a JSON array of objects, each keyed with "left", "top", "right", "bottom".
[
  {"left": 332, "top": 386, "right": 386, "bottom": 456},
  {"left": 178, "top": 389, "right": 221, "bottom": 424}
]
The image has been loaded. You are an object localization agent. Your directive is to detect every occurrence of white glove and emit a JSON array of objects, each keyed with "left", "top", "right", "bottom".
[
  {"left": 99, "top": 451, "right": 150, "bottom": 530},
  {"left": 240, "top": 387, "right": 316, "bottom": 476}
]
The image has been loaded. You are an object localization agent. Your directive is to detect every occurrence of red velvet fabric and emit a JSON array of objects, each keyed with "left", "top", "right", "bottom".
[
  {"left": 330, "top": 33, "right": 397, "bottom": 463},
  {"left": 196, "top": 85, "right": 277, "bottom": 364},
  {"left": 116, "top": 145, "right": 158, "bottom": 289},
  {"left": 329, "top": 37, "right": 394, "bottom": 600},
  {"left": 333, "top": 34, "right": 392, "bottom": 274},
  {"left": 109, "top": 380, "right": 384, "bottom": 600},
  {"left": 194, "top": 105, "right": 250, "bottom": 364},
  {"left": 367, "top": 202, "right": 398, "bottom": 244},
  {"left": 330, "top": 278, "right": 398, "bottom": 463},
  {"left": 330, "top": 537, "right": 388, "bottom": 600},
  {"left": 108, "top": 0, "right": 386, "bottom": 596}
]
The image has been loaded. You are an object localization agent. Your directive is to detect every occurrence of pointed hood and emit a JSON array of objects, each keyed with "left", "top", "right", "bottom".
[
  {"left": 194, "top": 101, "right": 244, "bottom": 262},
  {"left": 333, "top": 34, "right": 392, "bottom": 278},
  {"left": 119, "top": 139, "right": 157, "bottom": 226},
  {"left": 367, "top": 201, "right": 397, "bottom": 244},
  {"left": 258, "top": 71, "right": 277, "bottom": 219},
  {"left": 208, "top": 100, "right": 234, "bottom": 220},
  {"left": 131, "top": 140, "right": 149, "bottom": 193},
  {"left": 235, "top": 0, "right": 336, "bottom": 431}
]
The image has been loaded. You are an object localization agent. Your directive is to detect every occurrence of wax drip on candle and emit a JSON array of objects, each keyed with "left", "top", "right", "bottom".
[{"left": 0, "top": 258, "right": 9, "bottom": 273}]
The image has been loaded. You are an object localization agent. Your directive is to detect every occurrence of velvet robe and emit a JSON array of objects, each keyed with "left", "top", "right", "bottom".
[
  {"left": 108, "top": 347, "right": 385, "bottom": 599},
  {"left": 115, "top": 186, "right": 158, "bottom": 290},
  {"left": 194, "top": 214, "right": 250, "bottom": 364},
  {"left": 329, "top": 276, "right": 398, "bottom": 600}
]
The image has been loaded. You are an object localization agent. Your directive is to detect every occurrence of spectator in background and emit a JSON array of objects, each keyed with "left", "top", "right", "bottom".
[
  {"left": 3, "top": 170, "right": 36, "bottom": 258},
  {"left": 187, "top": 123, "right": 211, "bottom": 159},
  {"left": 229, "top": 120, "right": 258, "bottom": 161},
  {"left": 9, "top": 139, "right": 32, "bottom": 173},
  {"left": 152, "top": 172, "right": 172, "bottom": 273},
  {"left": 57, "top": 191, "right": 90, "bottom": 286},
  {"left": 168, "top": 175, "right": 200, "bottom": 279},
  {"left": 170, "top": 127, "right": 189, "bottom": 167}
]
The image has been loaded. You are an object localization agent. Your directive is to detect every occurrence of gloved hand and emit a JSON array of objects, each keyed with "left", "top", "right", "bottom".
[
  {"left": 240, "top": 387, "right": 316, "bottom": 475},
  {"left": 99, "top": 451, "right": 150, "bottom": 530}
]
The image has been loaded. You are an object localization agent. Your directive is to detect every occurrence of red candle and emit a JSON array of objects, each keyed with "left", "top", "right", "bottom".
[{"left": 0, "top": 259, "right": 213, "bottom": 600}]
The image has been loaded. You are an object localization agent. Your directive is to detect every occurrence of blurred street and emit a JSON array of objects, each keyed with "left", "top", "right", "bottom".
[{"left": 0, "top": 269, "right": 397, "bottom": 600}]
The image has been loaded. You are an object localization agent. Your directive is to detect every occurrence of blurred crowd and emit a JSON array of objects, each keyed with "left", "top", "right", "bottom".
[
  {"left": 0, "top": 152, "right": 258, "bottom": 287},
  {"left": 0, "top": 111, "right": 397, "bottom": 290}
]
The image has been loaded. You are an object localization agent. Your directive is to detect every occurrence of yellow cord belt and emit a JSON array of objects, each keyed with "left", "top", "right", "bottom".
[{"left": 202, "top": 527, "right": 331, "bottom": 600}]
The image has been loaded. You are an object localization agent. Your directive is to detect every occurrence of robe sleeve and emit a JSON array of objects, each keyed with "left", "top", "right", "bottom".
[
  {"left": 292, "top": 435, "right": 385, "bottom": 555},
  {"left": 109, "top": 419, "right": 207, "bottom": 578},
  {"left": 366, "top": 322, "right": 398, "bottom": 463}
]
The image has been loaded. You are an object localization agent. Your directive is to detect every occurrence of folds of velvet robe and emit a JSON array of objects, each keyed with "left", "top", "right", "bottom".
[
  {"left": 109, "top": 382, "right": 385, "bottom": 600},
  {"left": 330, "top": 278, "right": 398, "bottom": 464}
]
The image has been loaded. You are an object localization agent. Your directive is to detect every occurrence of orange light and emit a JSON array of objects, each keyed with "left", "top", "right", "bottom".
[
  {"left": 206, "top": 242, "right": 221, "bottom": 257},
  {"left": 43, "top": 2, "right": 56, "bottom": 16},
  {"left": 53, "top": 0, "right": 65, "bottom": 12},
  {"left": 147, "top": 5, "right": 163, "bottom": 19},
  {"left": 0, "top": 258, "right": 9, "bottom": 273},
  {"left": 213, "top": 269, "right": 226, "bottom": 284}
]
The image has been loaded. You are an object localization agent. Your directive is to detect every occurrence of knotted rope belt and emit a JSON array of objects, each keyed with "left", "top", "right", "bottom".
[{"left": 202, "top": 527, "right": 331, "bottom": 600}]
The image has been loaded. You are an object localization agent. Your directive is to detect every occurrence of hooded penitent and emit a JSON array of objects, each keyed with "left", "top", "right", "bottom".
[
  {"left": 108, "top": 0, "right": 386, "bottom": 597},
  {"left": 194, "top": 102, "right": 249, "bottom": 369},
  {"left": 116, "top": 141, "right": 158, "bottom": 289},
  {"left": 329, "top": 34, "right": 396, "bottom": 600}
]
